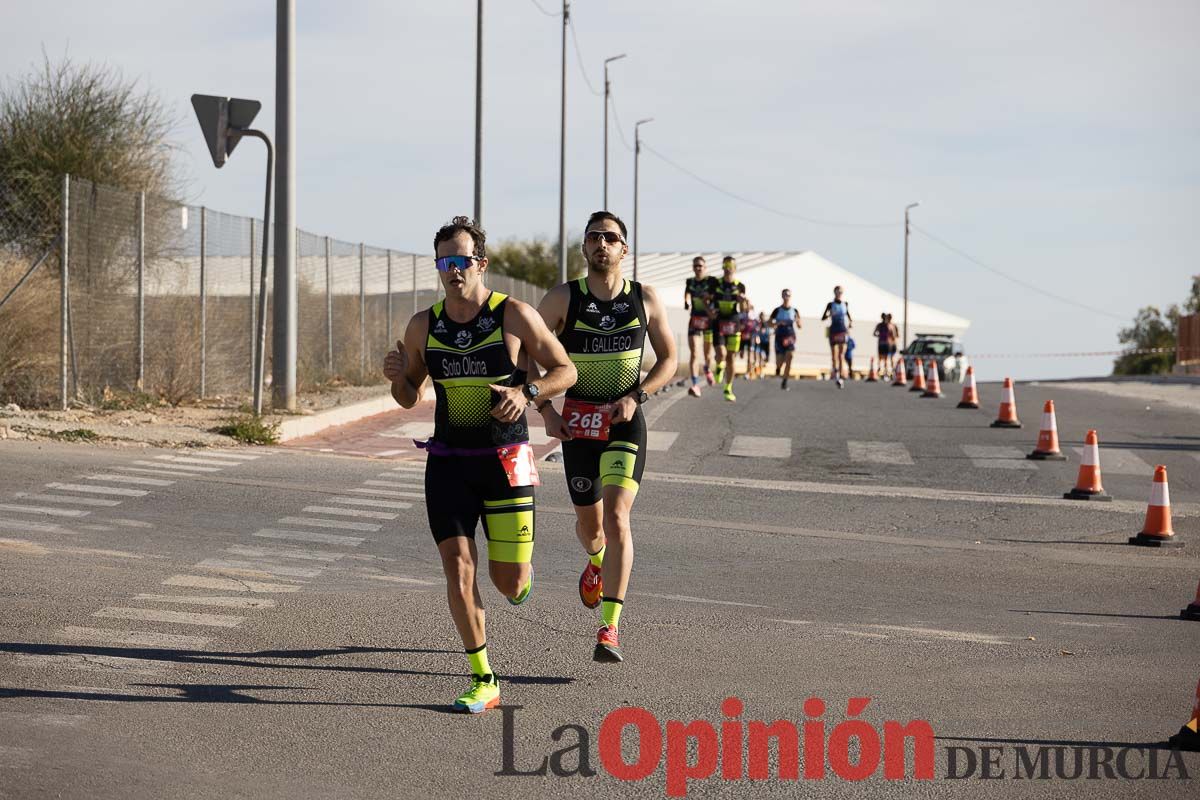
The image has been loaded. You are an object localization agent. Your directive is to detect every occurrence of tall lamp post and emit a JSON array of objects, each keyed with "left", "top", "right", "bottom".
[
  {"left": 633, "top": 118, "right": 654, "bottom": 282},
  {"left": 602, "top": 53, "right": 626, "bottom": 210},
  {"left": 557, "top": 1, "right": 569, "bottom": 283},
  {"left": 902, "top": 201, "right": 919, "bottom": 350},
  {"left": 474, "top": 0, "right": 483, "bottom": 224}
]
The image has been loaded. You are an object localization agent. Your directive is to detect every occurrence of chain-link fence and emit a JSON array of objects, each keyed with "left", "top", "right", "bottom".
[{"left": 0, "top": 172, "right": 544, "bottom": 408}]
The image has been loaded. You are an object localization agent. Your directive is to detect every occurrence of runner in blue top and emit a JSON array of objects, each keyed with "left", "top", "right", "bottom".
[
  {"left": 820, "top": 285, "right": 852, "bottom": 388},
  {"left": 768, "top": 288, "right": 801, "bottom": 391}
]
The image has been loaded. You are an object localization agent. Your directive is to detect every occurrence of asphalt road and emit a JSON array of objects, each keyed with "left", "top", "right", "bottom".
[{"left": 1, "top": 377, "right": 1197, "bottom": 799}]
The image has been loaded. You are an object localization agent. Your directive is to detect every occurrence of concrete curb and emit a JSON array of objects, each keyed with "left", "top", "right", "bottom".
[{"left": 277, "top": 387, "right": 433, "bottom": 442}]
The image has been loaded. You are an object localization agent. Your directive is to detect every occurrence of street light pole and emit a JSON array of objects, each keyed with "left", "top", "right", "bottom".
[
  {"left": 273, "top": 0, "right": 297, "bottom": 411},
  {"left": 603, "top": 53, "right": 626, "bottom": 210},
  {"left": 474, "top": 0, "right": 483, "bottom": 224},
  {"left": 903, "top": 201, "right": 919, "bottom": 351},
  {"left": 633, "top": 118, "right": 653, "bottom": 283},
  {"left": 557, "top": 0, "right": 569, "bottom": 284}
]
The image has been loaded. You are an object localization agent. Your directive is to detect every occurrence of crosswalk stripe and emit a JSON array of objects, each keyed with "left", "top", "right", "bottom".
[
  {"left": 278, "top": 516, "right": 383, "bottom": 532},
  {"left": 1070, "top": 447, "right": 1153, "bottom": 476},
  {"left": 15, "top": 493, "right": 122, "bottom": 508},
  {"left": 116, "top": 467, "right": 204, "bottom": 478},
  {"left": 960, "top": 445, "right": 1037, "bottom": 470},
  {"left": 388, "top": 465, "right": 425, "bottom": 473},
  {"left": 154, "top": 455, "right": 241, "bottom": 467},
  {"left": 93, "top": 606, "right": 244, "bottom": 627},
  {"left": 197, "top": 558, "right": 325, "bottom": 578},
  {"left": 254, "top": 528, "right": 365, "bottom": 546},
  {"left": 729, "top": 435, "right": 792, "bottom": 458},
  {"left": 46, "top": 482, "right": 148, "bottom": 497},
  {"left": 301, "top": 505, "right": 398, "bottom": 520},
  {"left": 0, "top": 517, "right": 62, "bottom": 532},
  {"left": 12, "top": 653, "right": 169, "bottom": 676},
  {"left": 327, "top": 497, "right": 412, "bottom": 510},
  {"left": 61, "top": 626, "right": 211, "bottom": 649},
  {"left": 162, "top": 574, "right": 300, "bottom": 593},
  {"left": 195, "top": 451, "right": 260, "bottom": 461},
  {"left": 226, "top": 544, "right": 346, "bottom": 562},
  {"left": 848, "top": 441, "right": 914, "bottom": 466},
  {"left": 350, "top": 487, "right": 420, "bottom": 499},
  {"left": 647, "top": 431, "right": 679, "bottom": 452},
  {"left": 84, "top": 473, "right": 174, "bottom": 487},
  {"left": 132, "top": 460, "right": 218, "bottom": 473},
  {"left": 362, "top": 482, "right": 424, "bottom": 497},
  {"left": 133, "top": 593, "right": 276, "bottom": 609},
  {"left": 0, "top": 503, "right": 89, "bottom": 518}
]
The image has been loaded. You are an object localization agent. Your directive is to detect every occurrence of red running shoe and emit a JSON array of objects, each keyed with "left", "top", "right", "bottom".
[
  {"left": 578, "top": 562, "right": 602, "bottom": 609},
  {"left": 593, "top": 625, "right": 623, "bottom": 662}
]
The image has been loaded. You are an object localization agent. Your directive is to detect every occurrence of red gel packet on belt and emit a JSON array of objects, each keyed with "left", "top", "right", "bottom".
[{"left": 497, "top": 443, "right": 540, "bottom": 487}]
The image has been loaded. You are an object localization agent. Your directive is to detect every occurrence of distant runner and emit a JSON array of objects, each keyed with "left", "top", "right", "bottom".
[
  {"left": 821, "top": 285, "right": 852, "bottom": 388},
  {"left": 769, "top": 288, "right": 801, "bottom": 390},
  {"left": 873, "top": 313, "right": 893, "bottom": 379},
  {"left": 683, "top": 256, "right": 719, "bottom": 397},
  {"left": 754, "top": 310, "right": 771, "bottom": 379},
  {"left": 712, "top": 256, "right": 748, "bottom": 401},
  {"left": 739, "top": 306, "right": 757, "bottom": 379}
]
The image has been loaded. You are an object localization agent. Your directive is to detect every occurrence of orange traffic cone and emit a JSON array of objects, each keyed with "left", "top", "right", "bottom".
[
  {"left": 1182, "top": 581, "right": 1200, "bottom": 621},
  {"left": 957, "top": 366, "right": 980, "bottom": 409},
  {"left": 1026, "top": 400, "right": 1066, "bottom": 460},
  {"left": 892, "top": 358, "right": 907, "bottom": 386},
  {"left": 990, "top": 377, "right": 1022, "bottom": 428},
  {"left": 866, "top": 357, "right": 879, "bottom": 382},
  {"left": 1167, "top": 677, "right": 1200, "bottom": 752},
  {"left": 921, "top": 360, "right": 942, "bottom": 398},
  {"left": 909, "top": 358, "right": 927, "bottom": 392},
  {"left": 1129, "top": 466, "right": 1182, "bottom": 548},
  {"left": 1063, "top": 429, "right": 1110, "bottom": 501}
]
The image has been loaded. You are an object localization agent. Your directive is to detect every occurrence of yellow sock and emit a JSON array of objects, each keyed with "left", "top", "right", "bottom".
[
  {"left": 588, "top": 546, "right": 605, "bottom": 568},
  {"left": 466, "top": 643, "right": 492, "bottom": 680},
  {"left": 601, "top": 597, "right": 623, "bottom": 629}
]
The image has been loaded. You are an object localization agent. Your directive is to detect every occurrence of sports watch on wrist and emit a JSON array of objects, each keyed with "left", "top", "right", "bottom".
[
  {"left": 522, "top": 382, "right": 540, "bottom": 404},
  {"left": 633, "top": 389, "right": 650, "bottom": 405}
]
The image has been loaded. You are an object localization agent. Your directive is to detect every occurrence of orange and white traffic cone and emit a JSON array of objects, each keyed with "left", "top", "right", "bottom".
[
  {"left": 1181, "top": 581, "right": 1200, "bottom": 621},
  {"left": 990, "top": 377, "right": 1022, "bottom": 428},
  {"left": 1129, "top": 465, "right": 1182, "bottom": 548},
  {"left": 866, "top": 357, "right": 878, "bottom": 382},
  {"left": 1167, "top": 677, "right": 1200, "bottom": 752},
  {"left": 1063, "top": 429, "right": 1110, "bottom": 501},
  {"left": 892, "top": 358, "right": 907, "bottom": 387},
  {"left": 1026, "top": 400, "right": 1066, "bottom": 460},
  {"left": 921, "top": 360, "right": 942, "bottom": 398},
  {"left": 957, "top": 366, "right": 980, "bottom": 409},
  {"left": 909, "top": 358, "right": 927, "bottom": 393}
]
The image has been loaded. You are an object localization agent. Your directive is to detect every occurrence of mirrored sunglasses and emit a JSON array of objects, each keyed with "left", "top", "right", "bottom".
[
  {"left": 435, "top": 255, "right": 480, "bottom": 272},
  {"left": 584, "top": 230, "right": 625, "bottom": 245}
]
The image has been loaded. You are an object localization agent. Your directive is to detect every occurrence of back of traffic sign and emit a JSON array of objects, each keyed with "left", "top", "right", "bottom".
[{"left": 191, "top": 94, "right": 262, "bottom": 168}]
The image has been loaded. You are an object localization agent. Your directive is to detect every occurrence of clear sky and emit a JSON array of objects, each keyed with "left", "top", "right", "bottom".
[{"left": 4, "top": 1, "right": 1197, "bottom": 380}]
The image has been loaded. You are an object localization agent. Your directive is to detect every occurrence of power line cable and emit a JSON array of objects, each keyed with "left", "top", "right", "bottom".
[
  {"left": 528, "top": 0, "right": 559, "bottom": 17},
  {"left": 567, "top": 19, "right": 603, "bottom": 96},
  {"left": 641, "top": 143, "right": 900, "bottom": 229},
  {"left": 607, "top": 91, "right": 635, "bottom": 152},
  {"left": 909, "top": 223, "right": 1127, "bottom": 321}
]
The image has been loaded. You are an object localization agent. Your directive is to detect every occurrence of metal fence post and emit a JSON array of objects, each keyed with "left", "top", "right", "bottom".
[
  {"left": 249, "top": 219, "right": 257, "bottom": 391},
  {"left": 136, "top": 191, "right": 145, "bottom": 391},
  {"left": 359, "top": 242, "right": 366, "bottom": 379},
  {"left": 199, "top": 206, "right": 207, "bottom": 398},
  {"left": 325, "top": 236, "right": 333, "bottom": 374},
  {"left": 386, "top": 249, "right": 393, "bottom": 345},
  {"left": 60, "top": 174, "right": 70, "bottom": 411}
]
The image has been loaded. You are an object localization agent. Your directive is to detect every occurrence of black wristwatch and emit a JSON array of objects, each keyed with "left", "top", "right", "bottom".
[
  {"left": 522, "top": 383, "right": 540, "bottom": 404},
  {"left": 633, "top": 389, "right": 650, "bottom": 405}
]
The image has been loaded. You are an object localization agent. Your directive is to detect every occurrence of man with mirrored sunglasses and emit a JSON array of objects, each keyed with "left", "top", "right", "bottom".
[{"left": 384, "top": 216, "right": 576, "bottom": 714}]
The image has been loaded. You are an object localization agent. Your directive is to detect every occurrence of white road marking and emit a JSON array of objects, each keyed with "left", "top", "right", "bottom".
[
  {"left": 278, "top": 516, "right": 382, "bottom": 532},
  {"left": 350, "top": 488, "right": 419, "bottom": 499},
  {"left": 729, "top": 435, "right": 792, "bottom": 458},
  {"left": 362, "top": 482, "right": 424, "bottom": 497},
  {"left": 253, "top": 529, "right": 365, "bottom": 546},
  {"left": 111, "top": 519, "right": 154, "bottom": 529},
  {"left": 133, "top": 593, "right": 276, "bottom": 609},
  {"left": 61, "top": 626, "right": 211, "bottom": 649},
  {"left": 93, "top": 606, "right": 244, "bottom": 628},
  {"left": 163, "top": 574, "right": 301, "bottom": 593},
  {"left": 647, "top": 431, "right": 679, "bottom": 452},
  {"left": 642, "top": 591, "right": 772, "bottom": 609},
  {"left": 363, "top": 574, "right": 439, "bottom": 586},
  {"left": 388, "top": 464, "right": 425, "bottom": 473},
  {"left": 117, "top": 467, "right": 203, "bottom": 479},
  {"left": 16, "top": 493, "right": 122, "bottom": 508},
  {"left": 301, "top": 505, "right": 398, "bottom": 520},
  {"left": 380, "top": 422, "right": 435, "bottom": 439},
  {"left": 13, "top": 654, "right": 169, "bottom": 676},
  {"left": 0, "top": 518, "right": 62, "bottom": 532},
  {"left": 961, "top": 445, "right": 1037, "bottom": 470},
  {"left": 848, "top": 441, "right": 914, "bottom": 466},
  {"left": 81, "top": 525, "right": 116, "bottom": 531},
  {"left": 835, "top": 629, "right": 891, "bottom": 639},
  {"left": 201, "top": 451, "right": 261, "bottom": 460},
  {"left": 375, "top": 449, "right": 408, "bottom": 457},
  {"left": 0, "top": 503, "right": 89, "bottom": 518},
  {"left": 45, "top": 482, "right": 148, "bottom": 497},
  {"left": 1070, "top": 447, "right": 1153, "bottom": 476},
  {"left": 766, "top": 618, "right": 813, "bottom": 626},
  {"left": 226, "top": 544, "right": 345, "bottom": 562},
  {"left": 328, "top": 497, "right": 412, "bottom": 509},
  {"left": 155, "top": 455, "right": 241, "bottom": 467},
  {"left": 132, "top": 460, "right": 218, "bottom": 473},
  {"left": 84, "top": 473, "right": 174, "bottom": 487},
  {"left": 197, "top": 559, "right": 324, "bottom": 578},
  {"left": 863, "top": 624, "right": 1009, "bottom": 646}
]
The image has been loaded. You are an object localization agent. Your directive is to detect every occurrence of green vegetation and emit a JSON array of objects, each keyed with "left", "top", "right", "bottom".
[
  {"left": 214, "top": 414, "right": 280, "bottom": 445},
  {"left": 1113, "top": 275, "right": 1200, "bottom": 375},
  {"left": 488, "top": 236, "right": 586, "bottom": 288},
  {"left": 48, "top": 428, "right": 101, "bottom": 442}
]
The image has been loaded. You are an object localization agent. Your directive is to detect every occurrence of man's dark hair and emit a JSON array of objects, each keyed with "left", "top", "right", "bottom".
[
  {"left": 585, "top": 210, "right": 628, "bottom": 240},
  {"left": 433, "top": 215, "right": 487, "bottom": 259},
  {"left": 692, "top": 255, "right": 705, "bottom": 266}
]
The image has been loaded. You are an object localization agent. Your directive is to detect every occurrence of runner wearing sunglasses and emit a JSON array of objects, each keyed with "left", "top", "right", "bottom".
[
  {"left": 683, "top": 256, "right": 719, "bottom": 396},
  {"left": 383, "top": 216, "right": 576, "bottom": 714},
  {"left": 531, "top": 211, "right": 677, "bottom": 663},
  {"left": 712, "top": 256, "right": 748, "bottom": 402}
]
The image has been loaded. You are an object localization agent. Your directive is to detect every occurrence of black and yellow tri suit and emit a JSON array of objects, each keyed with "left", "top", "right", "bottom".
[
  {"left": 713, "top": 279, "right": 747, "bottom": 350},
  {"left": 558, "top": 277, "right": 649, "bottom": 506},
  {"left": 422, "top": 291, "right": 534, "bottom": 563},
  {"left": 685, "top": 275, "right": 719, "bottom": 342}
]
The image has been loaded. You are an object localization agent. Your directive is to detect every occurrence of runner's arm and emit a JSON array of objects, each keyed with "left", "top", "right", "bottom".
[
  {"left": 821, "top": 302, "right": 832, "bottom": 321},
  {"left": 507, "top": 299, "right": 576, "bottom": 400},
  {"left": 386, "top": 312, "right": 429, "bottom": 409},
  {"left": 845, "top": 303, "right": 852, "bottom": 327},
  {"left": 637, "top": 284, "right": 679, "bottom": 397}
]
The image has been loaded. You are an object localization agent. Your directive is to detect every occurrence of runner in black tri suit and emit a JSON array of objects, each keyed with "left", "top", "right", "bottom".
[
  {"left": 683, "top": 256, "right": 719, "bottom": 397},
  {"left": 532, "top": 211, "right": 677, "bottom": 663},
  {"left": 769, "top": 288, "right": 801, "bottom": 390},
  {"left": 712, "top": 256, "right": 748, "bottom": 402},
  {"left": 384, "top": 216, "right": 576, "bottom": 714}
]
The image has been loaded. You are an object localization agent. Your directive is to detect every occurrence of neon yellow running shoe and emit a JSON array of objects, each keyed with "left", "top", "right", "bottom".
[
  {"left": 507, "top": 566, "right": 533, "bottom": 606},
  {"left": 453, "top": 674, "right": 500, "bottom": 714},
  {"left": 723, "top": 387, "right": 736, "bottom": 402},
  {"left": 714, "top": 363, "right": 725, "bottom": 385}
]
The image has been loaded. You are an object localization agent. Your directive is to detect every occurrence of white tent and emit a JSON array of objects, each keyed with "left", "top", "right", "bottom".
[{"left": 633, "top": 250, "right": 970, "bottom": 372}]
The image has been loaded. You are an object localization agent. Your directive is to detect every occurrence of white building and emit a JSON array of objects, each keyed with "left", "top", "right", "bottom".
[{"left": 633, "top": 250, "right": 970, "bottom": 373}]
